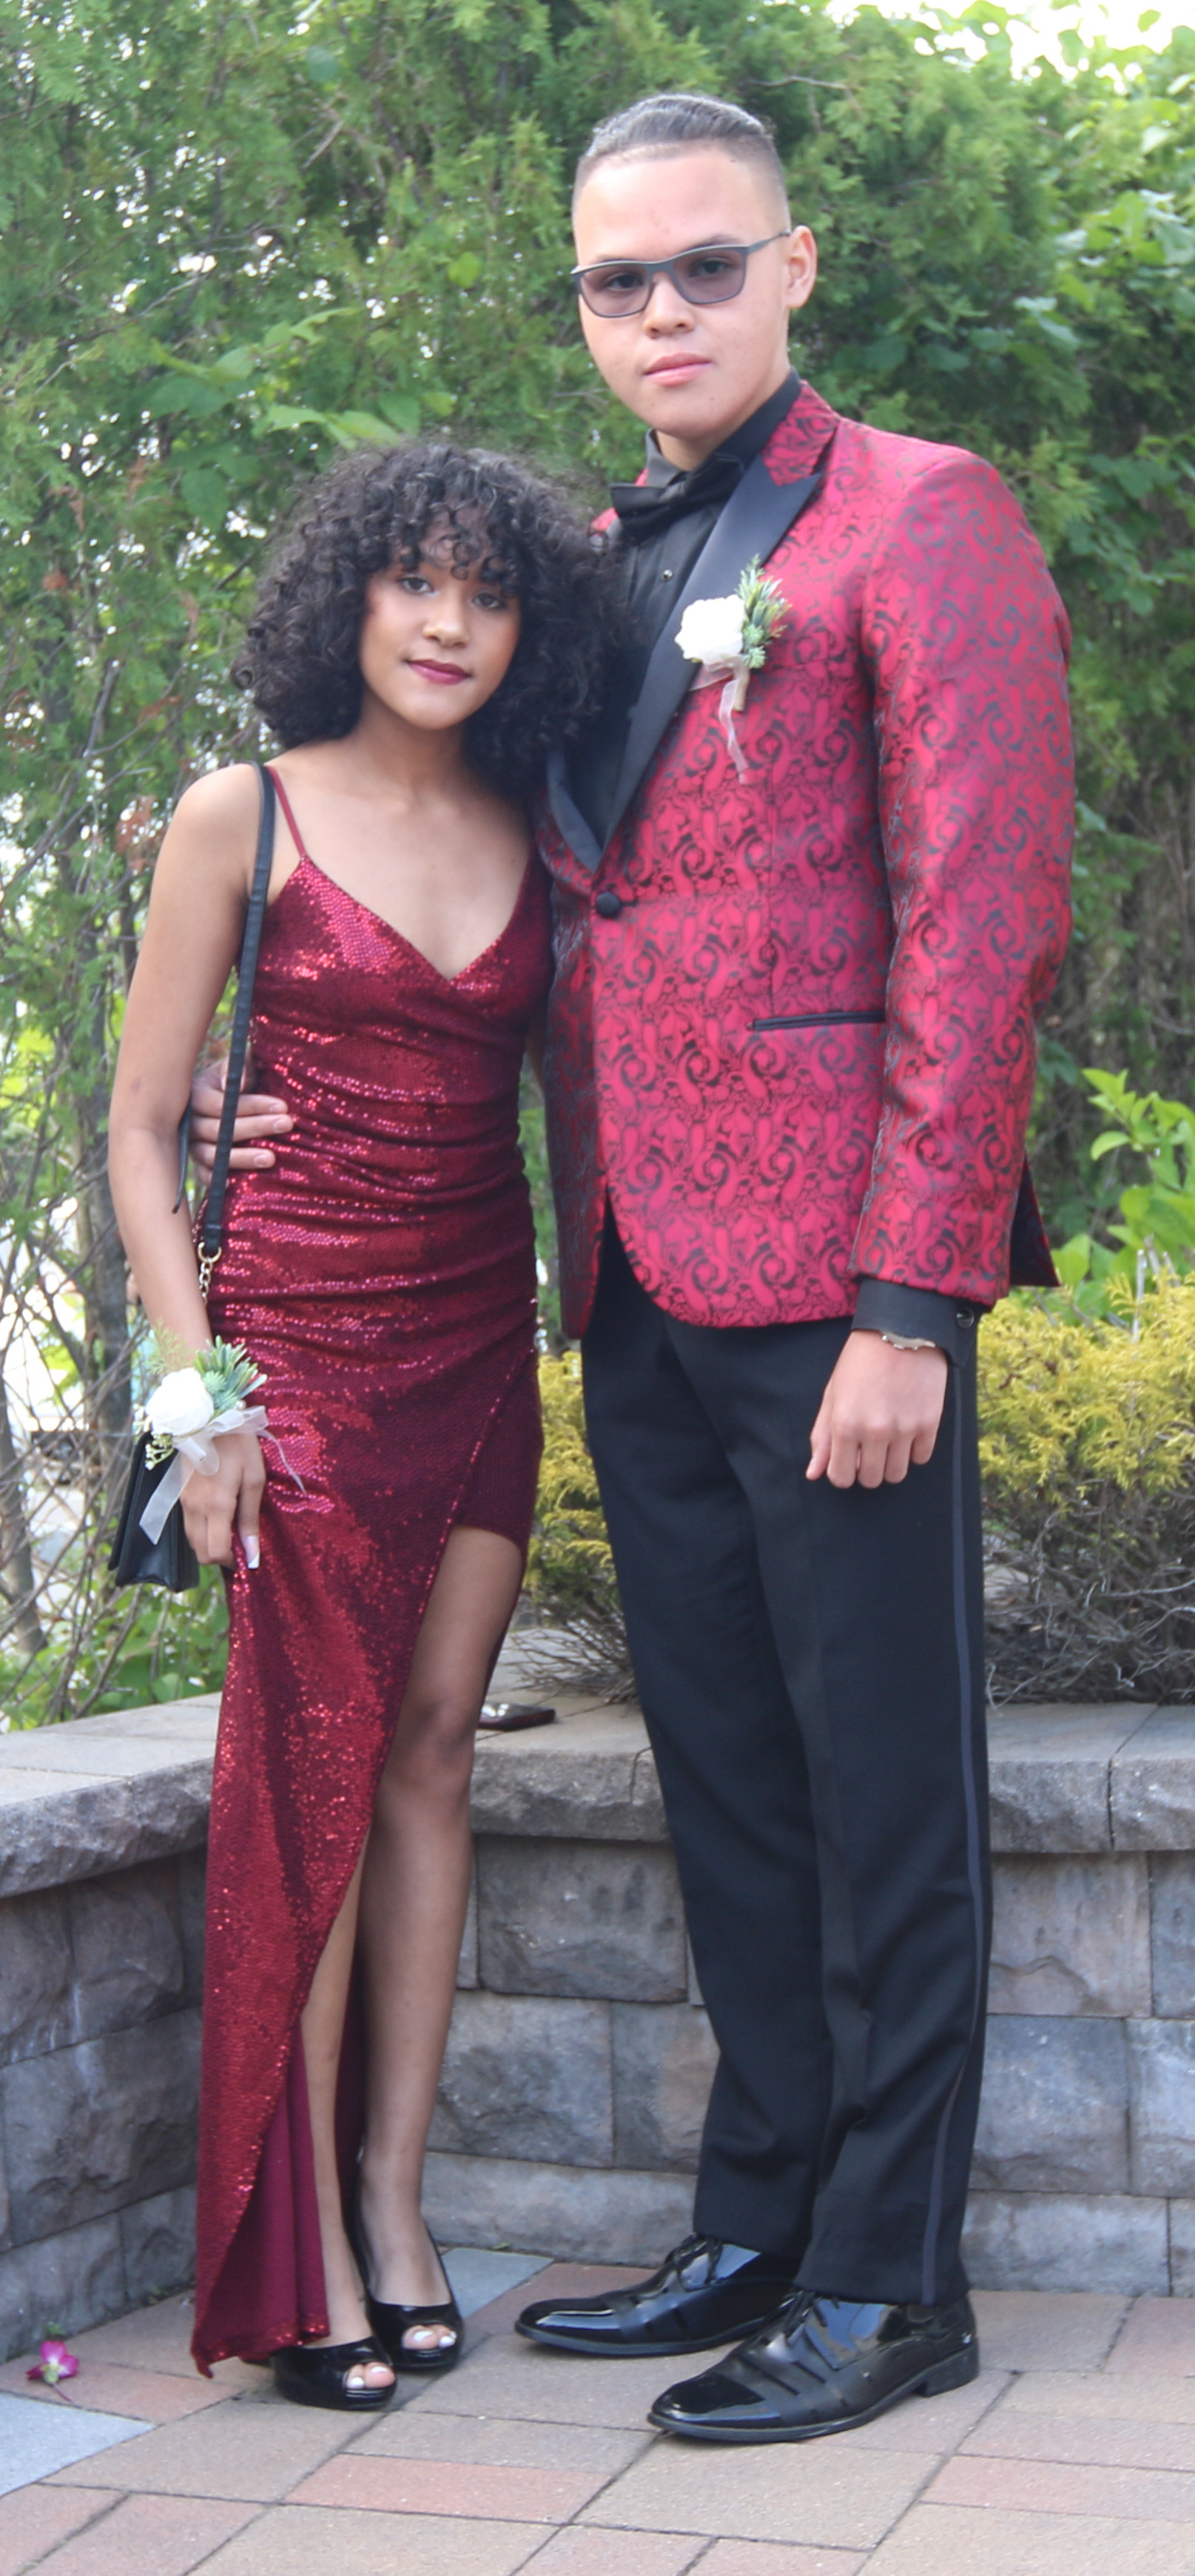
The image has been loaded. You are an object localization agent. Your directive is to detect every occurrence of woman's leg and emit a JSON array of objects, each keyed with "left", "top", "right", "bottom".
[
  {"left": 297, "top": 1852, "right": 395, "bottom": 2387},
  {"left": 357, "top": 1523, "right": 523, "bottom": 2350}
]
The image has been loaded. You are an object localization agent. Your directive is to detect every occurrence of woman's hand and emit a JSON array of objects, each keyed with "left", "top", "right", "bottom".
[{"left": 182, "top": 1429, "right": 266, "bottom": 1568}]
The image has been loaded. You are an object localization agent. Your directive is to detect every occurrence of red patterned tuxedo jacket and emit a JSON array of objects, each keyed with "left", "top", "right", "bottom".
[{"left": 539, "top": 380, "right": 1073, "bottom": 1339}]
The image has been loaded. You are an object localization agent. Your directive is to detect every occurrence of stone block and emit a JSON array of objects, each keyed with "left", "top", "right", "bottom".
[
  {"left": 68, "top": 1861, "right": 185, "bottom": 2039},
  {"left": 1, "top": 2008, "right": 201, "bottom": 2242},
  {"left": 431, "top": 1992, "right": 612, "bottom": 2167},
  {"left": 962, "top": 2189, "right": 1169, "bottom": 2296},
  {"left": 0, "top": 1764, "right": 215, "bottom": 1904},
  {"left": 612, "top": 2003, "right": 718, "bottom": 2171},
  {"left": 423, "top": 2148, "right": 695, "bottom": 2266},
  {"left": 457, "top": 1864, "right": 478, "bottom": 1990},
  {"left": 469, "top": 1707, "right": 666, "bottom": 1844},
  {"left": 1168, "top": 2199, "right": 1195, "bottom": 2296},
  {"left": 1151, "top": 1855, "right": 1195, "bottom": 2018},
  {"left": 1127, "top": 2018, "right": 1195, "bottom": 2194},
  {"left": 0, "top": 2129, "right": 10, "bottom": 2251},
  {"left": 0, "top": 2213, "right": 127, "bottom": 2364},
  {"left": 986, "top": 1706, "right": 1148, "bottom": 1855},
  {"left": 178, "top": 1846, "right": 207, "bottom": 2003},
  {"left": 989, "top": 1853, "right": 1150, "bottom": 2017},
  {"left": 0, "top": 1887, "right": 73, "bottom": 2066},
  {"left": 477, "top": 1838, "right": 687, "bottom": 2003},
  {"left": 972, "top": 2014, "right": 1129, "bottom": 2192},
  {"left": 120, "top": 2183, "right": 197, "bottom": 2305},
  {"left": 1111, "top": 1707, "right": 1195, "bottom": 1850},
  {"left": 0, "top": 1699, "right": 218, "bottom": 1899}
]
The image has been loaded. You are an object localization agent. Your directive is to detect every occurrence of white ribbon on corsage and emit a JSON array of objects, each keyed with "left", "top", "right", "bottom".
[{"left": 139, "top": 1403, "right": 270, "bottom": 1544}]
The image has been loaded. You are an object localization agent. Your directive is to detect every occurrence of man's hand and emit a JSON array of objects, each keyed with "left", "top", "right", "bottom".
[
  {"left": 189, "top": 1055, "right": 293, "bottom": 1176},
  {"left": 808, "top": 1331, "right": 949, "bottom": 1488}
]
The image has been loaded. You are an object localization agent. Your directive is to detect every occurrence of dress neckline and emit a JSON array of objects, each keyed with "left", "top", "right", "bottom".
[{"left": 265, "top": 763, "right": 534, "bottom": 990}]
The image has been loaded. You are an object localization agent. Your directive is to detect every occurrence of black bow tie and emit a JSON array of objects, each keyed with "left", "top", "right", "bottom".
[{"left": 608, "top": 449, "right": 745, "bottom": 546}]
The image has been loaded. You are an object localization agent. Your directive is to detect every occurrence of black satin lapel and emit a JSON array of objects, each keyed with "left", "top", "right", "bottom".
[
  {"left": 545, "top": 744, "right": 604, "bottom": 875},
  {"left": 605, "top": 459, "right": 824, "bottom": 849}
]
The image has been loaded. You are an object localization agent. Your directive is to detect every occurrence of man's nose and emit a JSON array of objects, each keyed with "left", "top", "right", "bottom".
[{"left": 642, "top": 274, "right": 693, "bottom": 331}]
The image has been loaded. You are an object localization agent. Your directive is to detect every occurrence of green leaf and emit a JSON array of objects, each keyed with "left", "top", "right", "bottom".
[
  {"left": 325, "top": 410, "right": 397, "bottom": 444},
  {"left": 144, "top": 374, "right": 230, "bottom": 418},
  {"left": 179, "top": 465, "right": 228, "bottom": 527}
]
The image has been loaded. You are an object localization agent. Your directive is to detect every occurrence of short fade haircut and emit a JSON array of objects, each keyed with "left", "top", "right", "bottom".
[{"left": 573, "top": 92, "right": 790, "bottom": 223}]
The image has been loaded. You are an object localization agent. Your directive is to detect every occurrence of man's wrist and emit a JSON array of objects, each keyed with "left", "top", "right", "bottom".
[{"left": 851, "top": 1278, "right": 983, "bottom": 1366}]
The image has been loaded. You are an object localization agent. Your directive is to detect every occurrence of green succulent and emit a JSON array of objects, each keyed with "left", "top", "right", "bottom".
[
  {"left": 738, "top": 559, "right": 788, "bottom": 672},
  {"left": 198, "top": 1338, "right": 265, "bottom": 1413}
]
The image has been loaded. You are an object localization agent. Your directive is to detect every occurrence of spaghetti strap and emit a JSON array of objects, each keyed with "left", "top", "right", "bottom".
[{"left": 265, "top": 764, "right": 311, "bottom": 865}]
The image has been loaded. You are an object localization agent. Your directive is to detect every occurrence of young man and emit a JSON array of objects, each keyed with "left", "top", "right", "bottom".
[{"left": 199, "top": 91, "right": 1072, "bottom": 2443}]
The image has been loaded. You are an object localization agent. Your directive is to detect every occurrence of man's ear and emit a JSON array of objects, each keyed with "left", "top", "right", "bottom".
[{"left": 784, "top": 228, "right": 818, "bottom": 316}]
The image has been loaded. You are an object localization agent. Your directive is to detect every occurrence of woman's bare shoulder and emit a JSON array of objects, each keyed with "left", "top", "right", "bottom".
[
  {"left": 171, "top": 761, "right": 263, "bottom": 832},
  {"left": 156, "top": 763, "right": 263, "bottom": 891}
]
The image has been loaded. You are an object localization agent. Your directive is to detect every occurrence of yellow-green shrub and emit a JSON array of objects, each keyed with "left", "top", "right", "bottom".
[
  {"left": 980, "top": 1275, "right": 1195, "bottom": 1700},
  {"left": 523, "top": 1354, "right": 630, "bottom": 1692},
  {"left": 527, "top": 1285, "right": 1195, "bottom": 1704}
]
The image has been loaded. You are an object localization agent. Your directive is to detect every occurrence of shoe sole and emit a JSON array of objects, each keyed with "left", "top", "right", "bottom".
[
  {"left": 647, "top": 2340, "right": 980, "bottom": 2441},
  {"left": 272, "top": 2374, "right": 393, "bottom": 2411},
  {"left": 515, "top": 2312, "right": 789, "bottom": 2360}
]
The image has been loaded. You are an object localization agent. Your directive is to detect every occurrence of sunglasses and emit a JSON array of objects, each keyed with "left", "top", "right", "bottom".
[{"left": 570, "top": 234, "right": 790, "bottom": 319}]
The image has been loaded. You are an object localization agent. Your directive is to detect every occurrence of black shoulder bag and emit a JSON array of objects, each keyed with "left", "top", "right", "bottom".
[{"left": 109, "top": 764, "right": 277, "bottom": 1591}]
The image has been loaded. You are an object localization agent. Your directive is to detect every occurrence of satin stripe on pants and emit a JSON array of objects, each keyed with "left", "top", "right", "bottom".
[{"left": 582, "top": 1221, "right": 990, "bottom": 2307}]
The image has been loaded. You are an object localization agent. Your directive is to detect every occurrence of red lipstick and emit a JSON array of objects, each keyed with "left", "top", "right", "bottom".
[{"left": 408, "top": 658, "right": 468, "bottom": 684}]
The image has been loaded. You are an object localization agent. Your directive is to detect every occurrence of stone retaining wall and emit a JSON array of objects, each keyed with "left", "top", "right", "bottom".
[
  {"left": 1, "top": 1687, "right": 1194, "bottom": 2360},
  {"left": 0, "top": 1696, "right": 218, "bottom": 2361}
]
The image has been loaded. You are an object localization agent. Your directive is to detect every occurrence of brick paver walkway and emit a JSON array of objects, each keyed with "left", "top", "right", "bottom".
[{"left": 4, "top": 2268, "right": 1195, "bottom": 2574}]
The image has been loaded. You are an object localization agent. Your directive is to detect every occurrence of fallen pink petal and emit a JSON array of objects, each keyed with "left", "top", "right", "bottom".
[{"left": 27, "top": 2339, "right": 79, "bottom": 2384}]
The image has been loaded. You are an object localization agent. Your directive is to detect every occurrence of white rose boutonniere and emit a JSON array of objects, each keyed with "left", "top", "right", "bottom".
[
  {"left": 676, "top": 593, "right": 746, "bottom": 671},
  {"left": 676, "top": 556, "right": 788, "bottom": 777}
]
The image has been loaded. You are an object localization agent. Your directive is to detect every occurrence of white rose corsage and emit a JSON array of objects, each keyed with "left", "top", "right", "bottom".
[
  {"left": 676, "top": 556, "right": 788, "bottom": 778},
  {"left": 138, "top": 1339, "right": 269, "bottom": 1544}
]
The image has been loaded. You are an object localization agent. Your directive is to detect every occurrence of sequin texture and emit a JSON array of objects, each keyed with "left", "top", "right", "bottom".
[{"left": 192, "top": 825, "right": 550, "bottom": 2369}]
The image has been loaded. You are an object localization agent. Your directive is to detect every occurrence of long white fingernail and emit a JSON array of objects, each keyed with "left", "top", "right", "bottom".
[{"left": 244, "top": 1535, "right": 260, "bottom": 1569}]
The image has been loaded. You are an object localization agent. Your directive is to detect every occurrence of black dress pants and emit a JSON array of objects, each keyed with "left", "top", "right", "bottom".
[{"left": 582, "top": 1222, "right": 989, "bottom": 2307}]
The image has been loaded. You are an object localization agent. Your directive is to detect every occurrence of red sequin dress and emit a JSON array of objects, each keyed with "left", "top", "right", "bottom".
[{"left": 192, "top": 774, "right": 549, "bottom": 2370}]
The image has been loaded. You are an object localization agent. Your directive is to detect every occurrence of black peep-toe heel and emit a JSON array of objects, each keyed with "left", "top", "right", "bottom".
[
  {"left": 349, "top": 2189, "right": 462, "bottom": 2376},
  {"left": 272, "top": 2335, "right": 394, "bottom": 2410}
]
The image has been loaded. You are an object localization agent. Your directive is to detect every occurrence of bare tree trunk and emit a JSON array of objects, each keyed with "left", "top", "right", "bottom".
[{"left": 0, "top": 1377, "right": 47, "bottom": 1657}]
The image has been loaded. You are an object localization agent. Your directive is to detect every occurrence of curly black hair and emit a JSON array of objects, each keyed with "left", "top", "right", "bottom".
[{"left": 235, "top": 441, "right": 612, "bottom": 796}]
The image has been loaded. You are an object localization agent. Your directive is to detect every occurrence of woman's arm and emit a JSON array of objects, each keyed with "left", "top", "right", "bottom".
[{"left": 108, "top": 763, "right": 266, "bottom": 1564}]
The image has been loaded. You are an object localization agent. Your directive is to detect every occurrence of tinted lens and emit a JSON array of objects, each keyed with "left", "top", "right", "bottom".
[
  {"left": 576, "top": 245, "right": 752, "bottom": 316},
  {"left": 672, "top": 247, "right": 748, "bottom": 305},
  {"left": 579, "top": 262, "right": 653, "bottom": 316}
]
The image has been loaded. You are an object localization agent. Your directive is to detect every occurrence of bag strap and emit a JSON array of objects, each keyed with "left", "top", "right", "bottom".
[{"left": 196, "top": 763, "right": 277, "bottom": 1289}]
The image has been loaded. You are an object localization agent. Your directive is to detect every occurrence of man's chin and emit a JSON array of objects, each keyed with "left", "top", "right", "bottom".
[{"left": 633, "top": 379, "right": 737, "bottom": 452}]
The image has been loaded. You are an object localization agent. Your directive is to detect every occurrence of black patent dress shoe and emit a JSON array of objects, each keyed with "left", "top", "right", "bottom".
[
  {"left": 516, "top": 2236, "right": 800, "bottom": 2358},
  {"left": 648, "top": 2292, "right": 979, "bottom": 2442},
  {"left": 271, "top": 2335, "right": 394, "bottom": 2410}
]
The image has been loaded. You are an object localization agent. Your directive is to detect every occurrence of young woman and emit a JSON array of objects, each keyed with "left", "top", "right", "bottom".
[{"left": 108, "top": 443, "right": 606, "bottom": 2407}]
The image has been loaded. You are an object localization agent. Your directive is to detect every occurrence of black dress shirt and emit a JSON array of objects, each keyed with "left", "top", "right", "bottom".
[
  {"left": 570, "top": 368, "right": 978, "bottom": 1358},
  {"left": 569, "top": 370, "right": 802, "bottom": 854}
]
